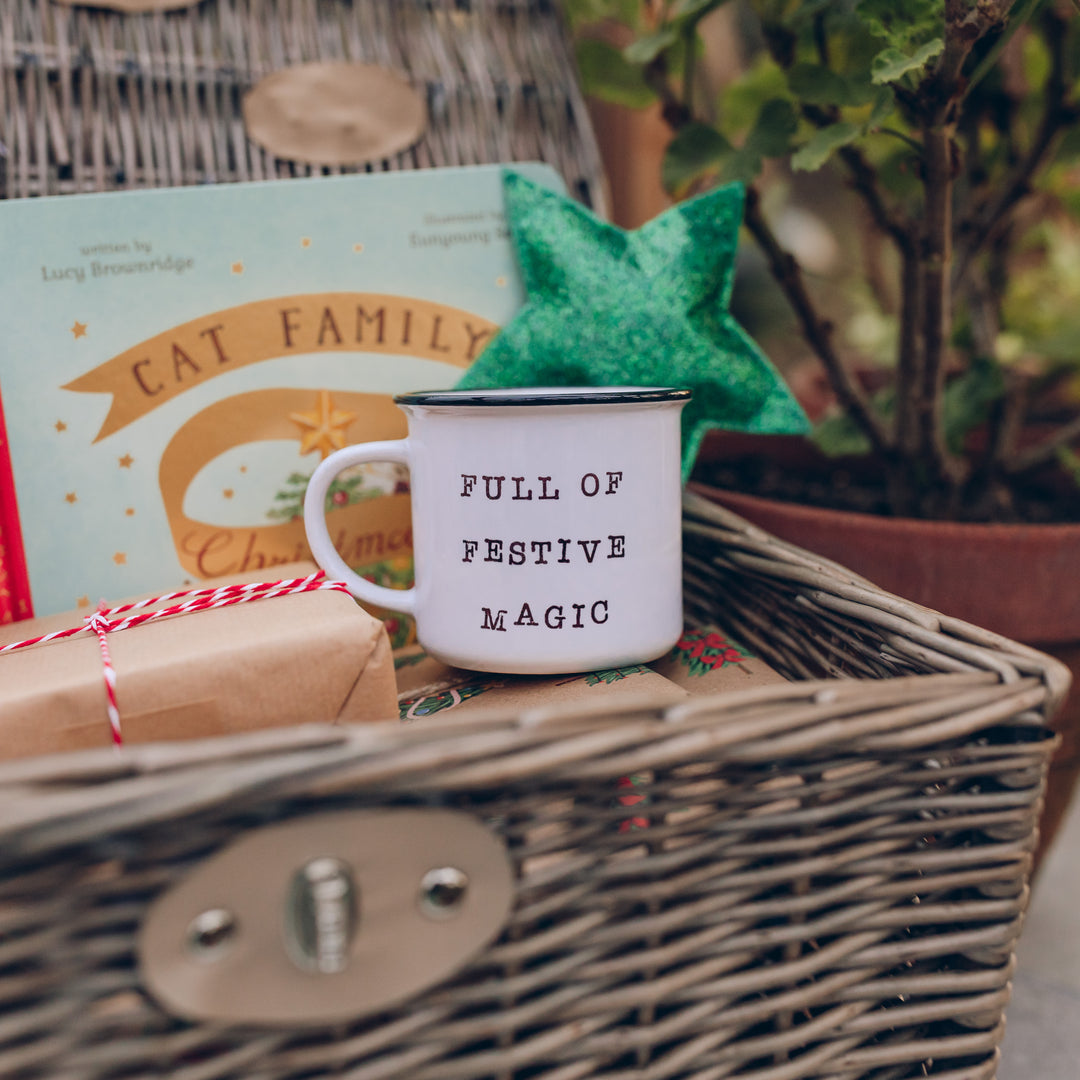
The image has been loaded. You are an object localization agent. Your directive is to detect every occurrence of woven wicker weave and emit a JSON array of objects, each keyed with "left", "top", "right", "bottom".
[
  {"left": 0, "top": 492, "right": 1065, "bottom": 1080},
  {"left": 0, "top": 0, "right": 608, "bottom": 211}
]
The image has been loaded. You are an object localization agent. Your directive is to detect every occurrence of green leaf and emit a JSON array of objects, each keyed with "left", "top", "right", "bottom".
[
  {"left": 662, "top": 28, "right": 701, "bottom": 81},
  {"left": 870, "top": 38, "right": 944, "bottom": 84},
  {"left": 791, "top": 121, "right": 861, "bottom": 171},
  {"left": 1056, "top": 125, "right": 1080, "bottom": 165},
  {"left": 811, "top": 412, "right": 873, "bottom": 458},
  {"left": 670, "top": 0, "right": 729, "bottom": 18},
  {"left": 624, "top": 27, "right": 680, "bottom": 65},
  {"left": 786, "top": 63, "right": 877, "bottom": 106},
  {"left": 866, "top": 85, "right": 897, "bottom": 128},
  {"left": 942, "top": 356, "right": 1006, "bottom": 454},
  {"left": 563, "top": 0, "right": 642, "bottom": 31},
  {"left": 746, "top": 98, "right": 799, "bottom": 157},
  {"left": 717, "top": 106, "right": 794, "bottom": 184},
  {"left": 718, "top": 57, "right": 790, "bottom": 139},
  {"left": 575, "top": 39, "right": 657, "bottom": 108},
  {"left": 720, "top": 98, "right": 798, "bottom": 182},
  {"left": 857, "top": 0, "right": 942, "bottom": 52},
  {"left": 812, "top": 389, "right": 895, "bottom": 459},
  {"left": 1056, "top": 446, "right": 1080, "bottom": 490},
  {"left": 670, "top": 100, "right": 796, "bottom": 188},
  {"left": 661, "top": 123, "right": 733, "bottom": 194},
  {"left": 1022, "top": 26, "right": 1052, "bottom": 89},
  {"left": 786, "top": 0, "right": 841, "bottom": 27}
]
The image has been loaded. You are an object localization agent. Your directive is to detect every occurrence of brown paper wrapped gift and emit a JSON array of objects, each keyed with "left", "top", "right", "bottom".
[
  {"left": 649, "top": 625, "right": 786, "bottom": 696},
  {"left": 0, "top": 564, "right": 397, "bottom": 761},
  {"left": 395, "top": 647, "right": 689, "bottom": 722},
  {"left": 393, "top": 624, "right": 784, "bottom": 722}
]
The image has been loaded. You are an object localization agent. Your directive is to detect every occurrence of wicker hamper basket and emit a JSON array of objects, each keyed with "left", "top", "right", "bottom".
[
  {"left": 0, "top": 0, "right": 607, "bottom": 211},
  {"left": 0, "top": 492, "right": 1067, "bottom": 1080},
  {"left": 0, "top": 4, "right": 1069, "bottom": 1075}
]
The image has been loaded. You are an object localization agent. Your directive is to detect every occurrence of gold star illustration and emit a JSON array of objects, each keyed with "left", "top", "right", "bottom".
[
  {"left": 70, "top": 321, "right": 88, "bottom": 339},
  {"left": 353, "top": 242, "right": 365, "bottom": 253},
  {"left": 239, "top": 465, "right": 248, "bottom": 473},
  {"left": 76, "top": 595, "right": 90, "bottom": 609},
  {"left": 223, "top": 488, "right": 234, "bottom": 499},
  {"left": 125, "top": 507, "right": 135, "bottom": 516},
  {"left": 64, "top": 492, "right": 77, "bottom": 504},
  {"left": 118, "top": 454, "right": 134, "bottom": 468},
  {"left": 301, "top": 237, "right": 312, "bottom": 248},
  {"left": 495, "top": 276, "right": 507, "bottom": 288},
  {"left": 231, "top": 261, "right": 244, "bottom": 275},
  {"left": 289, "top": 390, "right": 357, "bottom": 460},
  {"left": 113, "top": 552, "right": 126, "bottom": 565},
  {"left": 55, "top": 420, "right": 67, "bottom": 433}
]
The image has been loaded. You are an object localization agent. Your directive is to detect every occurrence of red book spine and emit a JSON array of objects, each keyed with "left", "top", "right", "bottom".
[
  {"left": 0, "top": 526, "right": 11, "bottom": 624},
  {"left": 0, "top": 380, "right": 33, "bottom": 622}
]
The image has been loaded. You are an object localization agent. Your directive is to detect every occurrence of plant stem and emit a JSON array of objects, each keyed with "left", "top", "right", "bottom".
[
  {"left": 963, "top": 0, "right": 1043, "bottom": 100},
  {"left": 953, "top": 5, "right": 1077, "bottom": 290},
  {"left": 645, "top": 52, "right": 886, "bottom": 458},
  {"left": 980, "top": 231, "right": 1015, "bottom": 486},
  {"left": 990, "top": 370, "right": 1027, "bottom": 469},
  {"left": 895, "top": 240, "right": 925, "bottom": 461},
  {"left": 879, "top": 127, "right": 925, "bottom": 155},
  {"left": 1008, "top": 413, "right": 1080, "bottom": 475},
  {"left": 963, "top": 252, "right": 1004, "bottom": 361},
  {"left": 911, "top": 3, "right": 999, "bottom": 490},
  {"left": 742, "top": 186, "right": 893, "bottom": 458},
  {"left": 919, "top": 120, "right": 964, "bottom": 484},
  {"left": 681, "top": 21, "right": 697, "bottom": 116},
  {"left": 644, "top": 47, "right": 892, "bottom": 456},
  {"left": 836, "top": 144, "right": 913, "bottom": 253},
  {"left": 812, "top": 11, "right": 829, "bottom": 68},
  {"left": 860, "top": 217, "right": 897, "bottom": 316},
  {"left": 642, "top": 54, "right": 690, "bottom": 131}
]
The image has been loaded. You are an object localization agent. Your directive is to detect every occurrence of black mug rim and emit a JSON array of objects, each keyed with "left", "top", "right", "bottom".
[{"left": 394, "top": 387, "right": 691, "bottom": 408}]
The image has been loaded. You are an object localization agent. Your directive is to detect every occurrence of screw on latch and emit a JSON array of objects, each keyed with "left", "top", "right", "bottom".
[
  {"left": 186, "top": 908, "right": 238, "bottom": 962},
  {"left": 418, "top": 866, "right": 469, "bottom": 919},
  {"left": 285, "top": 856, "right": 358, "bottom": 975}
]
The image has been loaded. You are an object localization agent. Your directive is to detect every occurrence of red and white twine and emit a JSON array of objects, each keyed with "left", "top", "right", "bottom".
[
  {"left": 1, "top": 573, "right": 351, "bottom": 746},
  {"left": 84, "top": 608, "right": 123, "bottom": 746}
]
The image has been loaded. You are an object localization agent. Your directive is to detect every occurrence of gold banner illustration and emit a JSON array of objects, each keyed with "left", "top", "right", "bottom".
[
  {"left": 66, "top": 294, "right": 498, "bottom": 441},
  {"left": 160, "top": 389, "right": 412, "bottom": 581}
]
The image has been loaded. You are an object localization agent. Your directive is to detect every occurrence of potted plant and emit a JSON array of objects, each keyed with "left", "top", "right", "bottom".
[{"left": 568, "top": 0, "right": 1080, "bottom": 859}]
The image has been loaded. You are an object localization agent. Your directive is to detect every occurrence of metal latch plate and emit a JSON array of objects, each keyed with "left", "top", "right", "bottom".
[{"left": 138, "top": 807, "right": 515, "bottom": 1025}]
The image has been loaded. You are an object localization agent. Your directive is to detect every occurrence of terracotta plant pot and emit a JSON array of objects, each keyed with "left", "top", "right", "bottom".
[{"left": 690, "top": 477, "right": 1080, "bottom": 866}]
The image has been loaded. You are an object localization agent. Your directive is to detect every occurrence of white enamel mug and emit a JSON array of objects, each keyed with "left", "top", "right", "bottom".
[{"left": 303, "top": 387, "right": 690, "bottom": 674}]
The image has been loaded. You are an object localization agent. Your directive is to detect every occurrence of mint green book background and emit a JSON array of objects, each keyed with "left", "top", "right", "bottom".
[{"left": 0, "top": 163, "right": 563, "bottom": 616}]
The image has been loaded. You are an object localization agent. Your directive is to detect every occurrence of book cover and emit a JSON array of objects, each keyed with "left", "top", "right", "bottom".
[{"left": 0, "top": 164, "right": 561, "bottom": 624}]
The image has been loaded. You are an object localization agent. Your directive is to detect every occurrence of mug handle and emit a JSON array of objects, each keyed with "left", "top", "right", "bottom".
[{"left": 303, "top": 440, "right": 416, "bottom": 615}]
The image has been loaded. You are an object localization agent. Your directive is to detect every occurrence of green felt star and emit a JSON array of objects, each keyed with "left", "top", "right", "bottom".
[{"left": 456, "top": 171, "right": 810, "bottom": 483}]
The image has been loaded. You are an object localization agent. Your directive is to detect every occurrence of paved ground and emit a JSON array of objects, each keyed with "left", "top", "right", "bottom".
[{"left": 999, "top": 791, "right": 1080, "bottom": 1077}]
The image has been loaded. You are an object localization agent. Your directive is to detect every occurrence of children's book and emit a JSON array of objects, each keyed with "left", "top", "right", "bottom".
[{"left": 0, "top": 164, "right": 560, "bottom": 630}]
